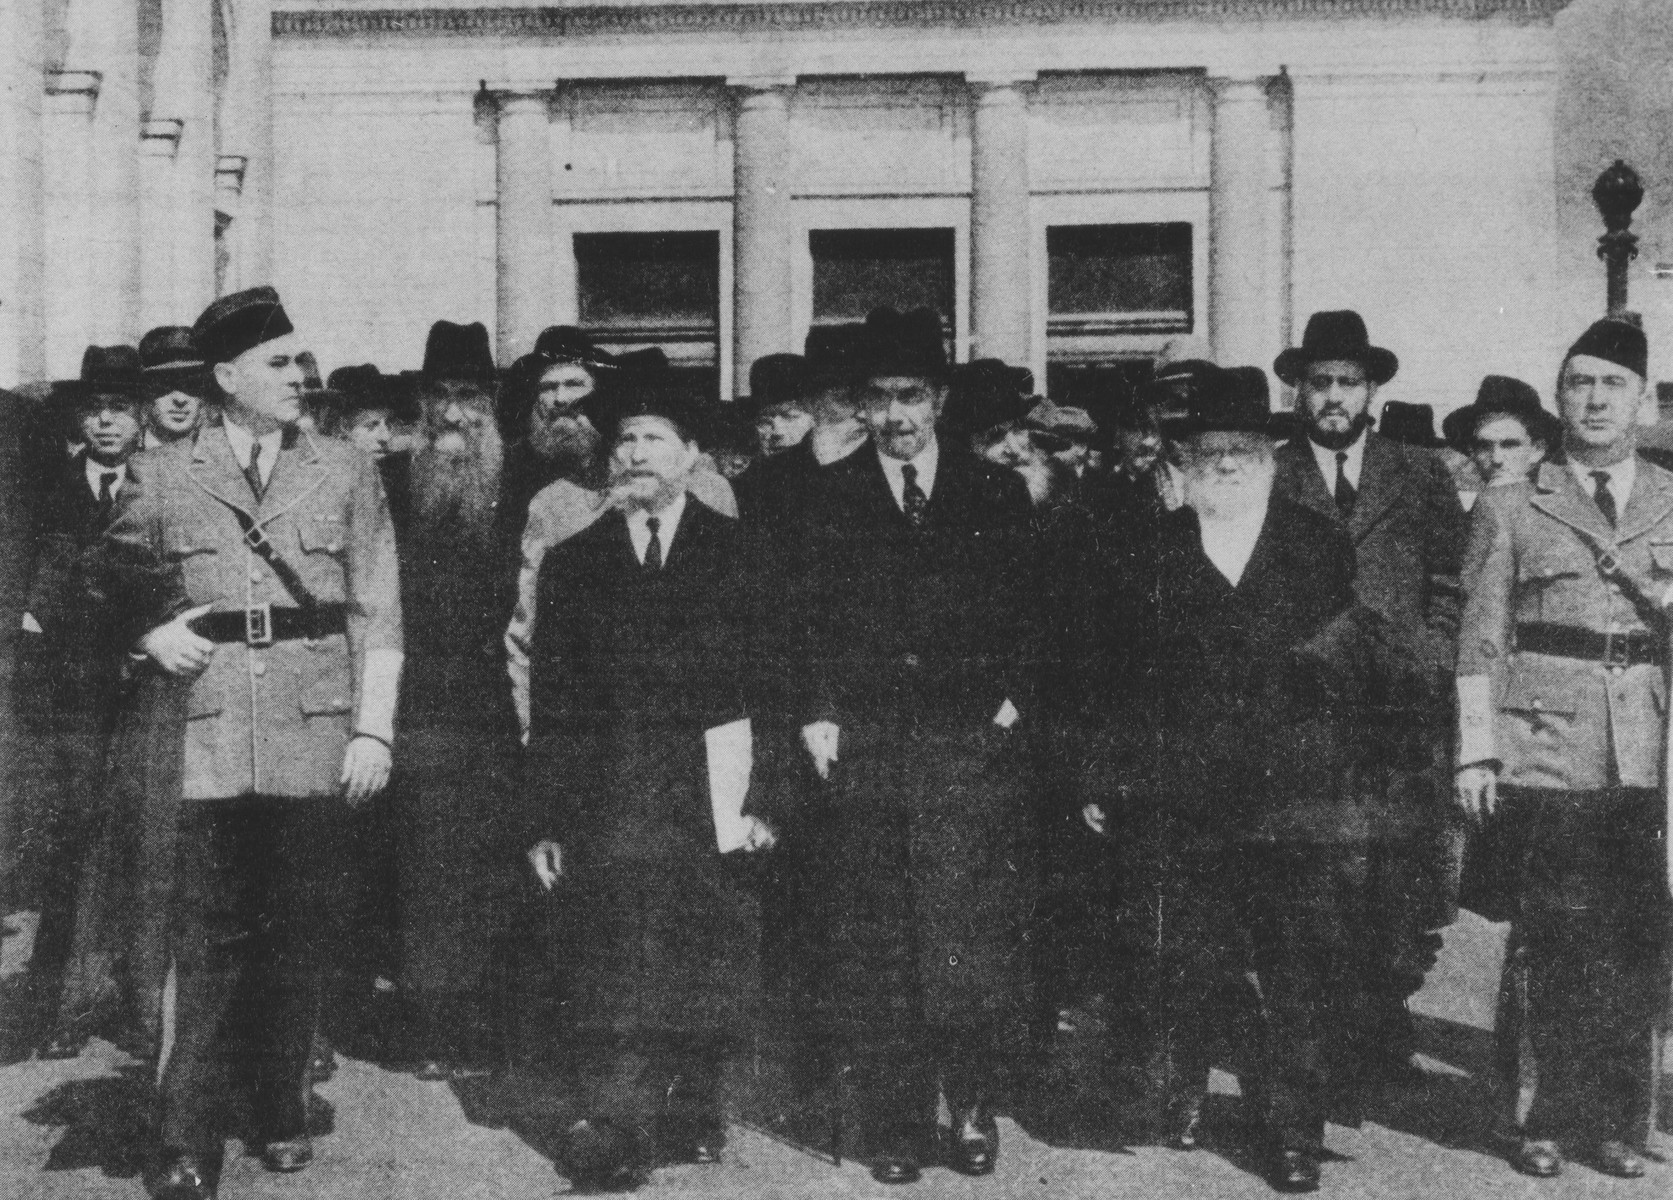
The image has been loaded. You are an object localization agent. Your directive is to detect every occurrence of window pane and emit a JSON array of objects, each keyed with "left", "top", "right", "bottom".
[
  {"left": 810, "top": 228, "right": 954, "bottom": 328},
  {"left": 1047, "top": 222, "right": 1192, "bottom": 333},
  {"left": 575, "top": 231, "right": 719, "bottom": 333}
]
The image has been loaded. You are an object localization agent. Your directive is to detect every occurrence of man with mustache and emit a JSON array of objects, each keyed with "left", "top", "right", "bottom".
[
  {"left": 783, "top": 306, "right": 1037, "bottom": 1184},
  {"left": 1271, "top": 311, "right": 1468, "bottom": 1086},
  {"left": 1455, "top": 319, "right": 1671, "bottom": 1180},
  {"left": 389, "top": 331, "right": 523, "bottom": 1081},
  {"left": 15, "top": 346, "right": 147, "bottom": 1060},
  {"left": 520, "top": 383, "right": 772, "bottom": 1189},
  {"left": 1080, "top": 364, "right": 1370, "bottom": 1192}
]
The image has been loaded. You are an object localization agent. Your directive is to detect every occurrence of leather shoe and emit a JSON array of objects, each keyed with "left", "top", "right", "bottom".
[
  {"left": 1512, "top": 1138, "right": 1562, "bottom": 1178},
  {"left": 258, "top": 1136, "right": 313, "bottom": 1173},
  {"left": 413, "top": 1058, "right": 452, "bottom": 1082},
  {"left": 37, "top": 1028, "right": 88, "bottom": 1060},
  {"left": 146, "top": 1149, "right": 220, "bottom": 1200},
  {"left": 1594, "top": 1140, "right": 1646, "bottom": 1179},
  {"left": 870, "top": 1151, "right": 922, "bottom": 1185},
  {"left": 1268, "top": 1148, "right": 1321, "bottom": 1193},
  {"left": 560, "top": 1119, "right": 638, "bottom": 1189},
  {"left": 946, "top": 1110, "right": 999, "bottom": 1176}
]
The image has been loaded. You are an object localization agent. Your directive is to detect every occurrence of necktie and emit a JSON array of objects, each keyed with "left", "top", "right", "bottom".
[
  {"left": 1591, "top": 470, "right": 1618, "bottom": 526},
  {"left": 644, "top": 516, "right": 663, "bottom": 571},
  {"left": 1333, "top": 451, "right": 1356, "bottom": 516},
  {"left": 901, "top": 464, "right": 929, "bottom": 528},
  {"left": 243, "top": 440, "right": 265, "bottom": 502},
  {"left": 96, "top": 471, "right": 117, "bottom": 522}
]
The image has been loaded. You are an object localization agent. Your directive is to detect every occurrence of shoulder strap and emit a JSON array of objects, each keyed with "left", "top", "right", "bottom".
[{"left": 232, "top": 508, "right": 323, "bottom": 611}]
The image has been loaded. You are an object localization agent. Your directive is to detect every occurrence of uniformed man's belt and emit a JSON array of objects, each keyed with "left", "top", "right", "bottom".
[
  {"left": 1515, "top": 621, "right": 1664, "bottom": 668},
  {"left": 191, "top": 603, "right": 348, "bottom": 646}
]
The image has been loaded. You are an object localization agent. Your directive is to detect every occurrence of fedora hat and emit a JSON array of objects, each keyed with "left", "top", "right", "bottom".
[
  {"left": 532, "top": 325, "right": 616, "bottom": 372},
  {"left": 803, "top": 322, "right": 871, "bottom": 390},
  {"left": 860, "top": 307, "right": 949, "bottom": 382},
  {"left": 740, "top": 353, "right": 810, "bottom": 416},
  {"left": 942, "top": 358, "right": 1035, "bottom": 439},
  {"left": 1158, "top": 362, "right": 1295, "bottom": 438},
  {"left": 137, "top": 326, "right": 210, "bottom": 394},
  {"left": 421, "top": 320, "right": 496, "bottom": 387},
  {"left": 1274, "top": 310, "right": 1398, "bottom": 386},
  {"left": 582, "top": 376, "right": 707, "bottom": 449},
  {"left": 58, "top": 344, "right": 145, "bottom": 406},
  {"left": 1377, "top": 401, "right": 1445, "bottom": 448},
  {"left": 1442, "top": 375, "right": 1560, "bottom": 451}
]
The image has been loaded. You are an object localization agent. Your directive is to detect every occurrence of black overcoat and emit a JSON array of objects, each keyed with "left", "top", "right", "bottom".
[
  {"left": 523, "top": 497, "right": 765, "bottom": 1038},
  {"left": 770, "top": 440, "right": 1040, "bottom": 1037}
]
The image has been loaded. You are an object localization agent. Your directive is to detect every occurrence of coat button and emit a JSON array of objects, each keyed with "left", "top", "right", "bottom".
[
  {"left": 252, "top": 660, "right": 266, "bottom": 677},
  {"left": 250, "top": 571, "right": 262, "bottom": 583},
  {"left": 903, "top": 653, "right": 921, "bottom": 669}
]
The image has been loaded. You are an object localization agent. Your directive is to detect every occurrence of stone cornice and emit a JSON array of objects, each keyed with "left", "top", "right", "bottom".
[{"left": 274, "top": 1, "right": 1573, "bottom": 40}]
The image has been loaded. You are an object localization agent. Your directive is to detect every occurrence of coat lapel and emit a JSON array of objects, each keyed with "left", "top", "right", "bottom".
[
  {"left": 187, "top": 420, "right": 257, "bottom": 519},
  {"left": 1275, "top": 441, "right": 1339, "bottom": 526},
  {"left": 1529, "top": 461, "right": 1616, "bottom": 544},
  {"left": 255, "top": 428, "right": 330, "bottom": 527},
  {"left": 1346, "top": 433, "right": 1404, "bottom": 542},
  {"left": 1615, "top": 455, "right": 1673, "bottom": 544}
]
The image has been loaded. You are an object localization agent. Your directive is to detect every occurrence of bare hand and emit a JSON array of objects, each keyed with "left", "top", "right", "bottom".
[
  {"left": 1454, "top": 764, "right": 1498, "bottom": 822},
  {"left": 801, "top": 721, "right": 840, "bottom": 780},
  {"left": 341, "top": 736, "right": 392, "bottom": 805},
  {"left": 1082, "top": 802, "right": 1107, "bottom": 836},
  {"left": 740, "top": 816, "right": 777, "bottom": 853},
  {"left": 528, "top": 840, "right": 563, "bottom": 890},
  {"left": 141, "top": 603, "right": 216, "bottom": 678}
]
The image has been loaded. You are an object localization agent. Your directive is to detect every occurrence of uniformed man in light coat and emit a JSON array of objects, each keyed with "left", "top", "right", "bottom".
[
  {"left": 106, "top": 287, "right": 402, "bottom": 1200},
  {"left": 1456, "top": 317, "right": 1671, "bottom": 1182}
]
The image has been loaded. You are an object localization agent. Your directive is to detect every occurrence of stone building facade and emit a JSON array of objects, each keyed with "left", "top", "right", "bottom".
[{"left": 0, "top": 1, "right": 1588, "bottom": 414}]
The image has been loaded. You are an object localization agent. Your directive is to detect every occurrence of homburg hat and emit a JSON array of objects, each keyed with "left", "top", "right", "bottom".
[
  {"left": 1377, "top": 401, "right": 1446, "bottom": 449},
  {"left": 1442, "top": 375, "right": 1560, "bottom": 451},
  {"left": 1274, "top": 310, "right": 1399, "bottom": 387}
]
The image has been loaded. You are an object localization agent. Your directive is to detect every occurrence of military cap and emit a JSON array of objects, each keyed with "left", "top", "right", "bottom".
[
  {"left": 1564, "top": 317, "right": 1647, "bottom": 381},
  {"left": 193, "top": 285, "right": 295, "bottom": 365}
]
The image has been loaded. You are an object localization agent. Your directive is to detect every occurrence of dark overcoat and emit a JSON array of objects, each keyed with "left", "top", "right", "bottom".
[
  {"left": 772, "top": 440, "right": 1039, "bottom": 1037},
  {"left": 523, "top": 497, "right": 765, "bottom": 1038}
]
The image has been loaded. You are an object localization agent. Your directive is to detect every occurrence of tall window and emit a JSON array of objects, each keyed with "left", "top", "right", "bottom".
[
  {"left": 810, "top": 228, "right": 954, "bottom": 334},
  {"left": 575, "top": 231, "right": 720, "bottom": 397},
  {"left": 1046, "top": 221, "right": 1192, "bottom": 399}
]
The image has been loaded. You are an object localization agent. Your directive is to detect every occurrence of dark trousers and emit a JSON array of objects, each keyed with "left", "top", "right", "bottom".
[
  {"left": 1502, "top": 785, "right": 1670, "bottom": 1148},
  {"left": 158, "top": 796, "right": 345, "bottom": 1154},
  {"left": 847, "top": 1022, "right": 1007, "bottom": 1151}
]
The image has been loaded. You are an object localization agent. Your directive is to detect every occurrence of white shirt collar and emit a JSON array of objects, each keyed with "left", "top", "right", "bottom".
[
  {"left": 1569, "top": 455, "right": 1636, "bottom": 507},
  {"left": 876, "top": 435, "right": 940, "bottom": 512},
  {"left": 625, "top": 491, "right": 688, "bottom": 566},
  {"left": 1308, "top": 431, "right": 1367, "bottom": 494},
  {"left": 222, "top": 419, "right": 283, "bottom": 486},
  {"left": 84, "top": 456, "right": 126, "bottom": 498}
]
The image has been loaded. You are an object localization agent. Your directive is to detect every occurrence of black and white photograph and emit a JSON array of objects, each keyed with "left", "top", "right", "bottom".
[{"left": 0, "top": 1, "right": 1670, "bottom": 1198}]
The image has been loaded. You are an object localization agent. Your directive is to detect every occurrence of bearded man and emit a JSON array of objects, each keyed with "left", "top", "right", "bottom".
[
  {"left": 1081, "top": 365, "right": 1373, "bottom": 1192},
  {"left": 392, "top": 360, "right": 523, "bottom": 1080}
]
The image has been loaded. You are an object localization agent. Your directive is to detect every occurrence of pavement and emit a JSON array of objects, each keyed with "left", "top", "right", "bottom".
[{"left": 1, "top": 908, "right": 1667, "bottom": 1200}]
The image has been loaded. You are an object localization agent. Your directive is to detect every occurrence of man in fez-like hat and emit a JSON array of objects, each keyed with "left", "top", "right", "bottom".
[
  {"left": 106, "top": 285, "right": 401, "bottom": 1200},
  {"left": 1456, "top": 318, "right": 1669, "bottom": 1180},
  {"left": 1271, "top": 310, "right": 1469, "bottom": 1087}
]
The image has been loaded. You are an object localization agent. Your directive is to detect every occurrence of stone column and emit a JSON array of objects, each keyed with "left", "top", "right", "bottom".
[
  {"left": 139, "top": 120, "right": 184, "bottom": 330},
  {"left": 223, "top": 0, "right": 275, "bottom": 289},
  {"left": 729, "top": 78, "right": 794, "bottom": 397},
  {"left": 1209, "top": 75, "right": 1272, "bottom": 369},
  {"left": 150, "top": 0, "right": 217, "bottom": 320},
  {"left": 968, "top": 72, "right": 1034, "bottom": 367},
  {"left": 493, "top": 91, "right": 556, "bottom": 366},
  {"left": 44, "top": 71, "right": 100, "bottom": 375},
  {"left": 0, "top": 0, "right": 47, "bottom": 385}
]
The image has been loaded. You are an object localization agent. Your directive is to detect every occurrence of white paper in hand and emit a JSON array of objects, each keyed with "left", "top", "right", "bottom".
[{"left": 705, "top": 718, "right": 754, "bottom": 853}]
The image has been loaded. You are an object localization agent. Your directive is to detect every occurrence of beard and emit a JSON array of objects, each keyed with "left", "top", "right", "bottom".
[
  {"left": 412, "top": 420, "right": 505, "bottom": 540},
  {"left": 527, "top": 410, "right": 601, "bottom": 480},
  {"left": 1183, "top": 457, "right": 1276, "bottom": 522}
]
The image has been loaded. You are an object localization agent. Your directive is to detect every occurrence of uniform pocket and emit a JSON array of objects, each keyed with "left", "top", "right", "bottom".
[
  {"left": 1650, "top": 542, "right": 1673, "bottom": 575},
  {"left": 297, "top": 516, "right": 346, "bottom": 558},
  {"left": 1500, "top": 659, "right": 1582, "bottom": 717},
  {"left": 296, "top": 636, "right": 353, "bottom": 717}
]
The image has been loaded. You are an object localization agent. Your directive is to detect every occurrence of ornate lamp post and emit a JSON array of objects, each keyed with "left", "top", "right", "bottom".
[{"left": 1593, "top": 159, "right": 1644, "bottom": 317}]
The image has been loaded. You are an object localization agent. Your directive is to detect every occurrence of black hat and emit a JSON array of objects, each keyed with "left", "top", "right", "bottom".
[
  {"left": 1564, "top": 317, "right": 1647, "bottom": 380},
  {"left": 860, "top": 307, "right": 949, "bottom": 382},
  {"left": 138, "top": 326, "right": 209, "bottom": 394},
  {"left": 803, "top": 323, "right": 871, "bottom": 389},
  {"left": 741, "top": 354, "right": 810, "bottom": 415},
  {"left": 942, "top": 358, "right": 1035, "bottom": 438},
  {"left": 193, "top": 286, "right": 294, "bottom": 365},
  {"left": 323, "top": 363, "right": 414, "bottom": 423},
  {"left": 421, "top": 320, "right": 495, "bottom": 386},
  {"left": 1066, "top": 369, "right": 1145, "bottom": 444},
  {"left": 1442, "top": 376, "right": 1559, "bottom": 451},
  {"left": 583, "top": 378, "right": 706, "bottom": 448},
  {"left": 1274, "top": 310, "right": 1399, "bottom": 386},
  {"left": 532, "top": 325, "right": 616, "bottom": 371},
  {"left": 1136, "top": 357, "right": 1224, "bottom": 411},
  {"left": 1378, "top": 401, "right": 1445, "bottom": 448},
  {"left": 1157, "top": 362, "right": 1294, "bottom": 437},
  {"left": 59, "top": 345, "right": 145, "bottom": 409}
]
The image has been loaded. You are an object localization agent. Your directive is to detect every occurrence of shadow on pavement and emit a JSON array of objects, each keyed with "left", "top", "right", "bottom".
[{"left": 20, "top": 1064, "right": 153, "bottom": 1178}]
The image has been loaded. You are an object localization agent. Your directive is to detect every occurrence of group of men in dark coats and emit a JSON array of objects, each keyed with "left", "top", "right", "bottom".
[{"left": 7, "top": 283, "right": 1670, "bottom": 1200}]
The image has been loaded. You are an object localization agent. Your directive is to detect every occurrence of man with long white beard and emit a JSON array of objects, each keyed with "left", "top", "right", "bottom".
[
  {"left": 392, "top": 370, "right": 524, "bottom": 1080},
  {"left": 1079, "top": 365, "right": 1374, "bottom": 1193}
]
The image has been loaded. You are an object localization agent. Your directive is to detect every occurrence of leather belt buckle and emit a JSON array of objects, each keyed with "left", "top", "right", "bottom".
[
  {"left": 1602, "top": 631, "right": 1630, "bottom": 668},
  {"left": 245, "top": 603, "right": 273, "bottom": 647}
]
